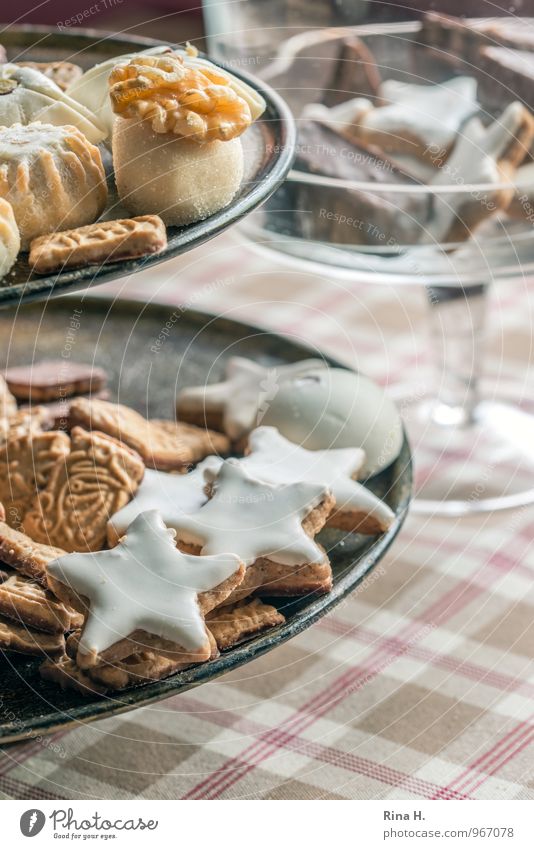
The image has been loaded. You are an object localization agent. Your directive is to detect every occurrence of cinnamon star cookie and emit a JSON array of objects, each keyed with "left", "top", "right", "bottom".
[
  {"left": 107, "top": 458, "right": 222, "bottom": 546},
  {"left": 176, "top": 357, "right": 327, "bottom": 440},
  {"left": 234, "top": 426, "right": 394, "bottom": 534},
  {"left": 175, "top": 458, "right": 334, "bottom": 600},
  {"left": 47, "top": 509, "right": 245, "bottom": 669}
]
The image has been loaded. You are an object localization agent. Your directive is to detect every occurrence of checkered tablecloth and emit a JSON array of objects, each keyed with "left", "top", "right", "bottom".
[{"left": 1, "top": 227, "right": 534, "bottom": 800}]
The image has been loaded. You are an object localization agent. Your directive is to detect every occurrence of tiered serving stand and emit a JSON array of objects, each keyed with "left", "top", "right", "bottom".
[{"left": 0, "top": 27, "right": 410, "bottom": 742}]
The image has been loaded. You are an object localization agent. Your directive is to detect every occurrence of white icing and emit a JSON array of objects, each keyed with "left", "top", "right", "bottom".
[
  {"left": 179, "top": 359, "right": 403, "bottom": 475},
  {"left": 311, "top": 77, "right": 478, "bottom": 153},
  {"left": 425, "top": 101, "right": 525, "bottom": 243},
  {"left": 176, "top": 458, "right": 329, "bottom": 567},
  {"left": 47, "top": 509, "right": 241, "bottom": 657},
  {"left": 0, "top": 64, "right": 105, "bottom": 144},
  {"left": 228, "top": 426, "right": 394, "bottom": 530},
  {"left": 178, "top": 357, "right": 328, "bottom": 441},
  {"left": 108, "top": 458, "right": 222, "bottom": 540},
  {"left": 259, "top": 367, "right": 403, "bottom": 475}
]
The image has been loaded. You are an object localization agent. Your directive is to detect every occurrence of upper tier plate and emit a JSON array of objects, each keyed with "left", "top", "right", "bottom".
[{"left": 0, "top": 26, "right": 295, "bottom": 308}]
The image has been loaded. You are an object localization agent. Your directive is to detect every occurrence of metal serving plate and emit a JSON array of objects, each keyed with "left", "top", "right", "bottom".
[
  {"left": 0, "top": 295, "right": 411, "bottom": 743},
  {"left": 0, "top": 26, "right": 295, "bottom": 307}
]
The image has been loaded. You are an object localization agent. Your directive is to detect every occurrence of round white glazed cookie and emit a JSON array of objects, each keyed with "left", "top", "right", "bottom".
[
  {"left": 0, "top": 198, "right": 20, "bottom": 278},
  {"left": 66, "top": 46, "right": 172, "bottom": 140},
  {"left": 259, "top": 366, "right": 403, "bottom": 476},
  {"left": 0, "top": 64, "right": 105, "bottom": 143}
]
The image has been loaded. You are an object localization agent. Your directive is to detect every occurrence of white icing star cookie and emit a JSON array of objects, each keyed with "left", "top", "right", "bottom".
[
  {"left": 207, "top": 427, "right": 394, "bottom": 534},
  {"left": 47, "top": 510, "right": 243, "bottom": 667},
  {"left": 175, "top": 458, "right": 330, "bottom": 567},
  {"left": 107, "top": 457, "right": 223, "bottom": 545},
  {"left": 177, "top": 356, "right": 328, "bottom": 441},
  {"left": 305, "top": 76, "right": 478, "bottom": 162},
  {"left": 425, "top": 101, "right": 533, "bottom": 243}
]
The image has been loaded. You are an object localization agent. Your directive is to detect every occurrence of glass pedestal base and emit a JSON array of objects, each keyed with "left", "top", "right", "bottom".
[{"left": 396, "top": 391, "right": 534, "bottom": 515}]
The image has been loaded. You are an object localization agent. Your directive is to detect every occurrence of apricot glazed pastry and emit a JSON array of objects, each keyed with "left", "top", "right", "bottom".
[{"left": 109, "top": 52, "right": 265, "bottom": 226}]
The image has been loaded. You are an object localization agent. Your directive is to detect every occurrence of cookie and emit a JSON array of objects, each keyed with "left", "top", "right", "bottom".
[
  {"left": 0, "top": 406, "right": 55, "bottom": 445},
  {"left": 0, "top": 613, "right": 65, "bottom": 656},
  {"left": 0, "top": 521, "right": 66, "bottom": 585},
  {"left": 29, "top": 215, "right": 167, "bottom": 275},
  {"left": 176, "top": 357, "right": 327, "bottom": 441},
  {"left": 425, "top": 102, "right": 534, "bottom": 244},
  {"left": 174, "top": 458, "right": 334, "bottom": 602},
  {"left": 206, "top": 598, "right": 284, "bottom": 650},
  {"left": 234, "top": 426, "right": 394, "bottom": 534},
  {"left": 16, "top": 60, "right": 82, "bottom": 91},
  {"left": 26, "top": 388, "right": 111, "bottom": 432},
  {"left": 41, "top": 630, "right": 218, "bottom": 694},
  {"left": 0, "top": 430, "right": 70, "bottom": 529},
  {"left": 47, "top": 509, "right": 244, "bottom": 669},
  {"left": 69, "top": 397, "right": 230, "bottom": 472},
  {"left": 107, "top": 458, "right": 222, "bottom": 547},
  {"left": 4, "top": 360, "right": 108, "bottom": 402},
  {"left": 286, "top": 118, "right": 426, "bottom": 249},
  {"left": 330, "top": 76, "right": 479, "bottom": 164},
  {"left": 0, "top": 374, "right": 17, "bottom": 419},
  {"left": 417, "top": 12, "right": 534, "bottom": 72},
  {"left": 322, "top": 35, "right": 382, "bottom": 108},
  {"left": 478, "top": 47, "right": 534, "bottom": 114},
  {"left": 178, "top": 359, "right": 403, "bottom": 475},
  {"left": 23, "top": 426, "right": 145, "bottom": 553},
  {"left": 0, "top": 569, "right": 82, "bottom": 634}
]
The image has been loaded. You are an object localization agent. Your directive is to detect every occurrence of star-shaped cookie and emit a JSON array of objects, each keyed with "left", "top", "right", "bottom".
[
  {"left": 174, "top": 459, "right": 334, "bottom": 601},
  {"left": 227, "top": 426, "right": 394, "bottom": 535},
  {"left": 47, "top": 509, "right": 245, "bottom": 669},
  {"left": 426, "top": 101, "right": 534, "bottom": 243},
  {"left": 176, "top": 357, "right": 328, "bottom": 441},
  {"left": 107, "top": 457, "right": 223, "bottom": 546}
]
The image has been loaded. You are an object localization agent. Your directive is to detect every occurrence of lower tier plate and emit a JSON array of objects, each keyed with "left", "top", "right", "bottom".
[{"left": 0, "top": 295, "right": 411, "bottom": 742}]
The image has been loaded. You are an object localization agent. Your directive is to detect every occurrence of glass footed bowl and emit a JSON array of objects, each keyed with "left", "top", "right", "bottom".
[{"left": 238, "top": 21, "right": 534, "bottom": 515}]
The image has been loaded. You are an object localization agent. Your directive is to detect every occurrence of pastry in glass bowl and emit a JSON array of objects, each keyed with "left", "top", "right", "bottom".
[
  {"left": 0, "top": 123, "right": 107, "bottom": 250},
  {"left": 0, "top": 64, "right": 105, "bottom": 143},
  {"left": 109, "top": 52, "right": 265, "bottom": 226}
]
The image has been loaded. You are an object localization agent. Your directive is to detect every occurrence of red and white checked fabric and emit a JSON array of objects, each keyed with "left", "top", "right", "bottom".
[{"left": 1, "top": 228, "right": 534, "bottom": 800}]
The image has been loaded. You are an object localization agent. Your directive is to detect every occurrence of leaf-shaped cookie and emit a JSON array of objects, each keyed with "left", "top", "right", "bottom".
[{"left": 23, "top": 427, "right": 145, "bottom": 552}]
